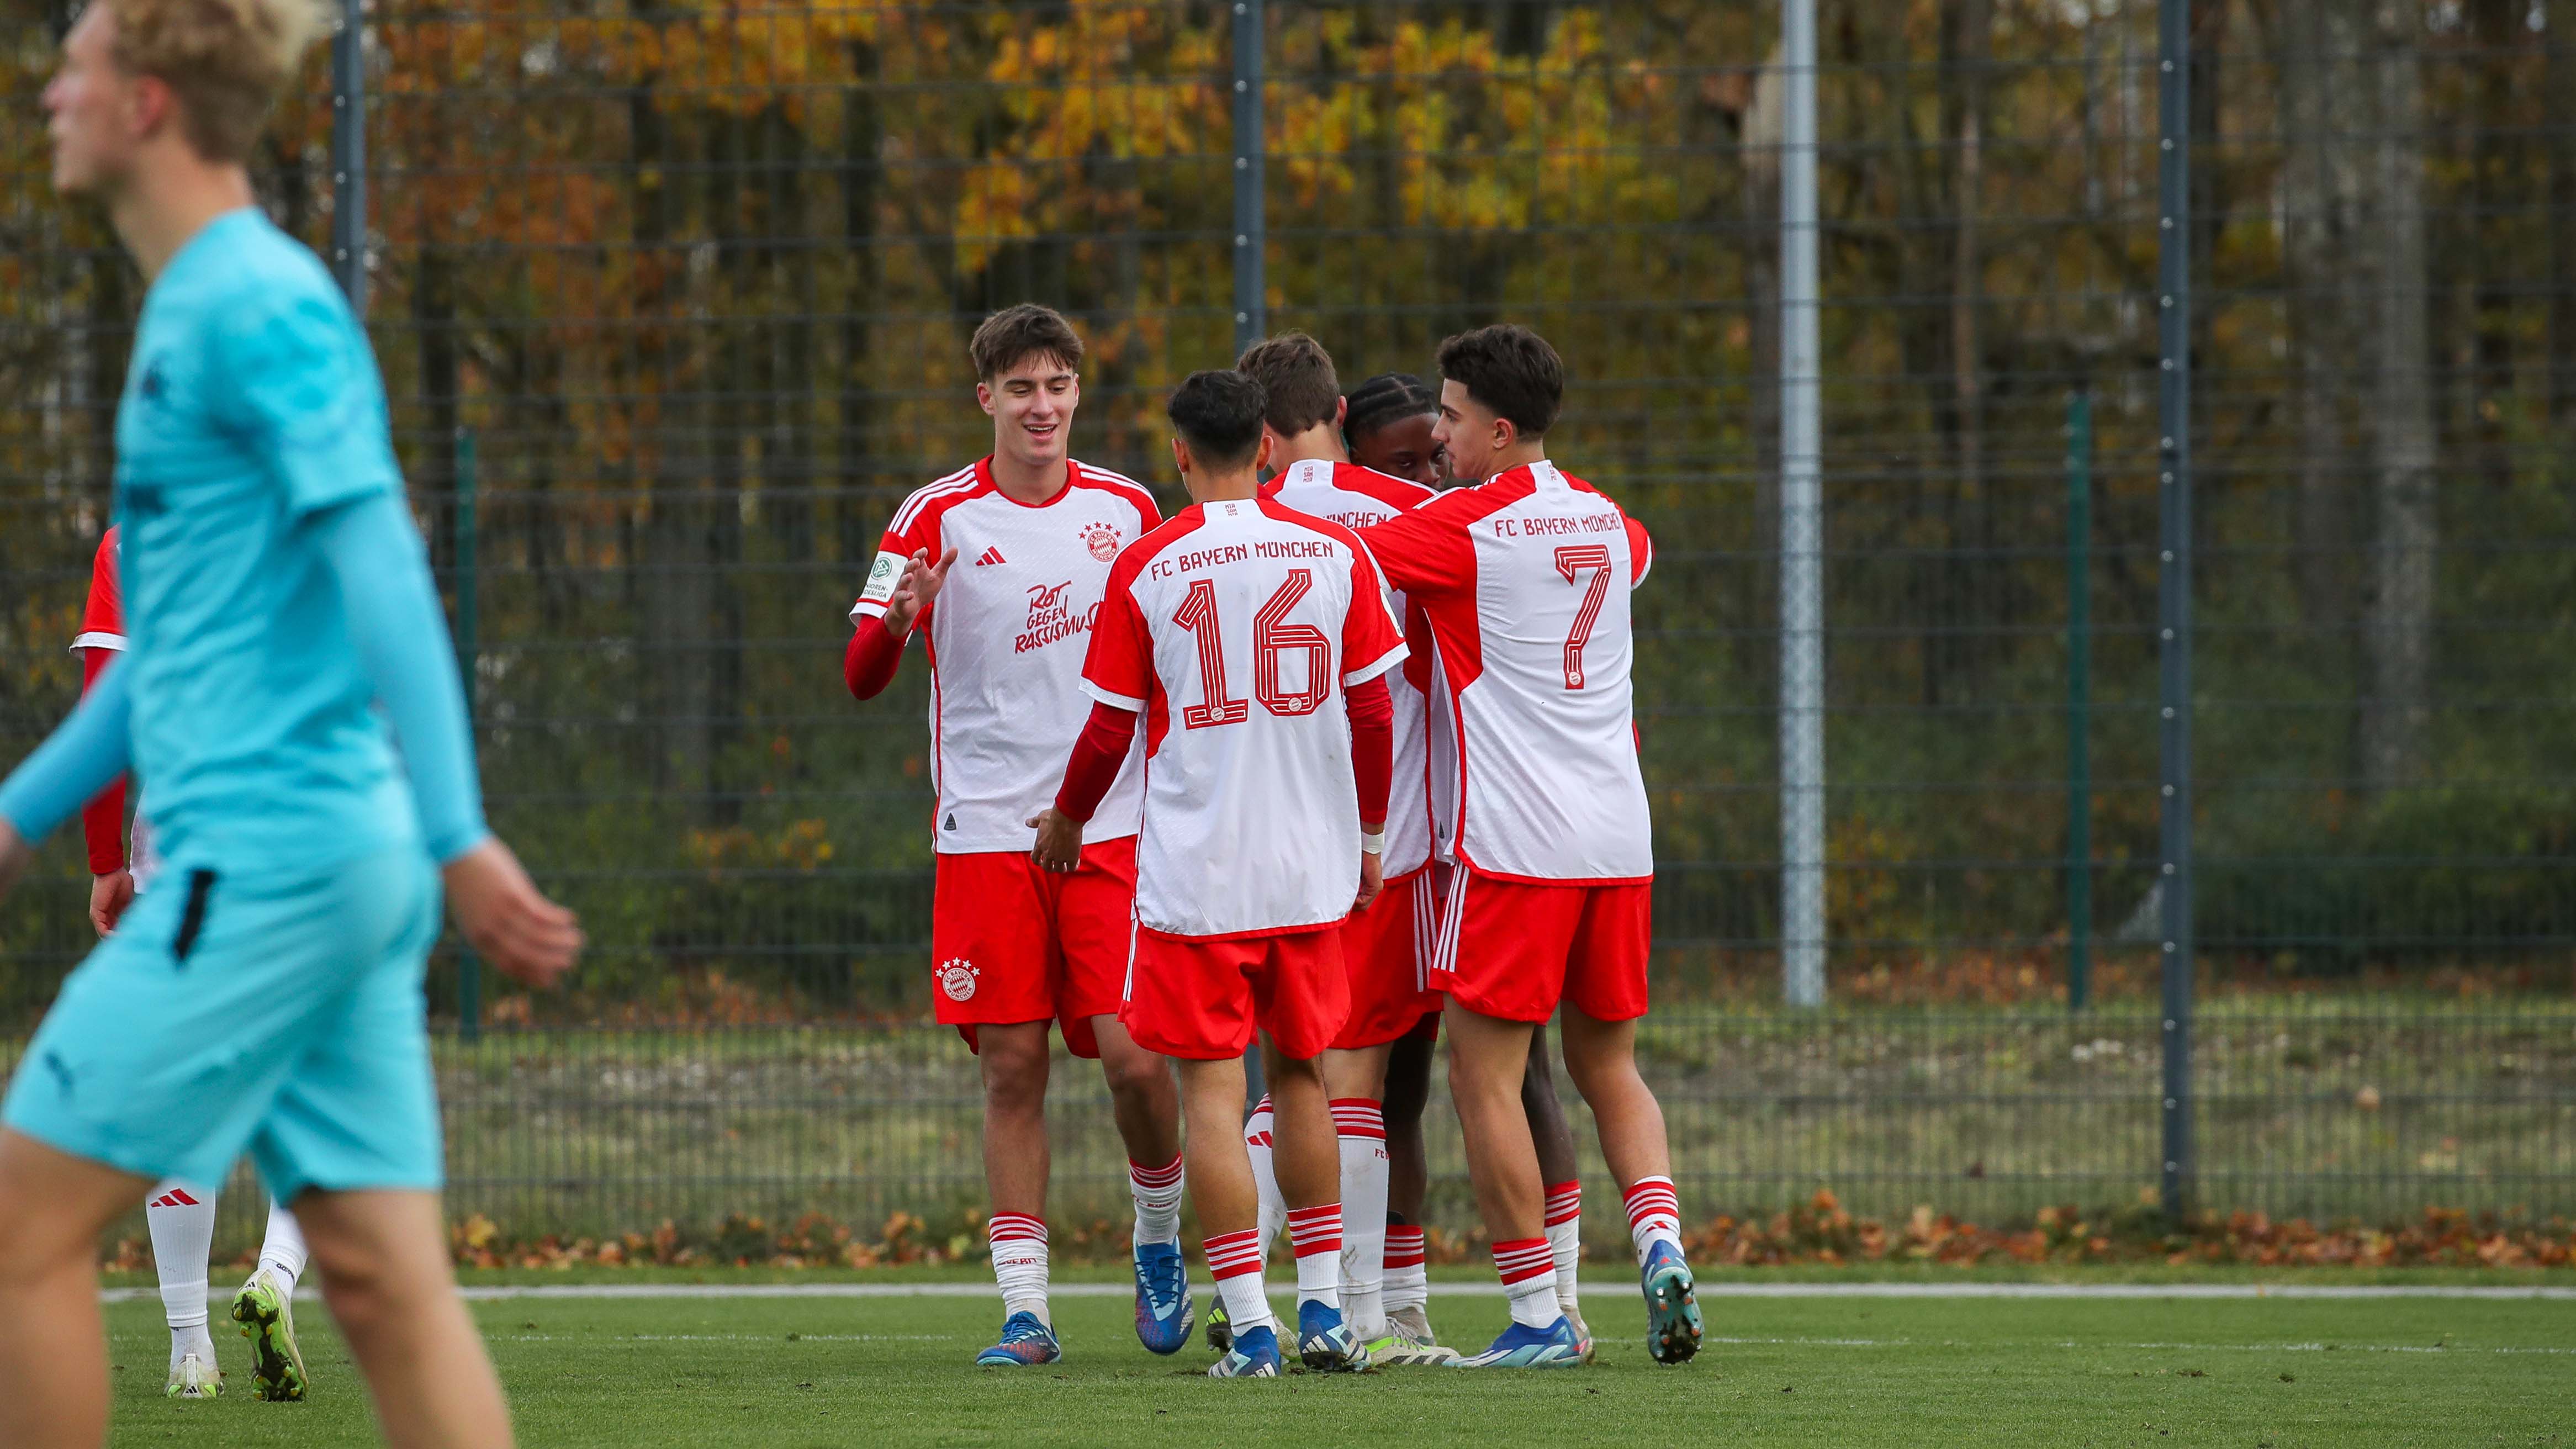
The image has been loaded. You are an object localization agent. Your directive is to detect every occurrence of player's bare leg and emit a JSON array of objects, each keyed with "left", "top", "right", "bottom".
[
  {"left": 1559, "top": 1009, "right": 1700, "bottom": 1365},
  {"left": 1178, "top": 1053, "right": 1283, "bottom": 1375},
  {"left": 972, "top": 1022, "right": 1060, "bottom": 1364},
  {"left": 1524, "top": 1028, "right": 1593, "bottom": 1355},
  {"left": 1092, "top": 1016, "right": 1193, "bottom": 1353},
  {"left": 0, "top": 1130, "right": 150, "bottom": 1449},
  {"left": 1096, "top": 1019, "right": 1181, "bottom": 1167},
  {"left": 293, "top": 1189, "right": 514, "bottom": 1448},
  {"left": 1445, "top": 1002, "right": 1580, "bottom": 1367}
]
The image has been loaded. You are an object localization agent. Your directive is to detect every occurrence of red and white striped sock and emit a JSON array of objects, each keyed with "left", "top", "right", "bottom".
[
  {"left": 987, "top": 1213, "right": 1050, "bottom": 1325},
  {"left": 1203, "top": 1228, "right": 1276, "bottom": 1335},
  {"left": 1491, "top": 1236, "right": 1559, "bottom": 1329},
  {"left": 1331, "top": 1098, "right": 1389, "bottom": 1333},
  {"left": 1245, "top": 1094, "right": 1286, "bottom": 1249},
  {"left": 1623, "top": 1176, "right": 1684, "bottom": 1266},
  {"left": 1382, "top": 1223, "right": 1430, "bottom": 1315},
  {"left": 1128, "top": 1154, "right": 1184, "bottom": 1247},
  {"left": 1286, "top": 1202, "right": 1343, "bottom": 1309},
  {"left": 1543, "top": 1180, "right": 1583, "bottom": 1316}
]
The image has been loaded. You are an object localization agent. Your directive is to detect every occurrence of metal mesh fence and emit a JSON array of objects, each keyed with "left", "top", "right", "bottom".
[{"left": 3, "top": 0, "right": 2573, "bottom": 1255}]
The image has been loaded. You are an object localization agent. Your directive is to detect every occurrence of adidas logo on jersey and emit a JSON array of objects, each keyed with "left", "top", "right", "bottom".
[
  {"left": 149, "top": 1188, "right": 201, "bottom": 1209},
  {"left": 974, "top": 546, "right": 1007, "bottom": 567}
]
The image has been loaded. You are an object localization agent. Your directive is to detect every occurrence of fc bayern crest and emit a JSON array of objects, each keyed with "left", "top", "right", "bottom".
[
  {"left": 938, "top": 958, "right": 980, "bottom": 1002},
  {"left": 1081, "top": 521, "right": 1122, "bottom": 562}
]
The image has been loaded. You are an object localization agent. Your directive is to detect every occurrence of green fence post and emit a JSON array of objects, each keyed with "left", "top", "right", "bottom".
[
  {"left": 454, "top": 426, "right": 483, "bottom": 1045},
  {"left": 2066, "top": 392, "right": 2093, "bottom": 1012}
]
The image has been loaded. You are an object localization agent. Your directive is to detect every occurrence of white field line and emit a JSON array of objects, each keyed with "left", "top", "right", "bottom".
[
  {"left": 1702, "top": 1335, "right": 2576, "bottom": 1356},
  {"left": 96, "top": 1281, "right": 2576, "bottom": 1305}
]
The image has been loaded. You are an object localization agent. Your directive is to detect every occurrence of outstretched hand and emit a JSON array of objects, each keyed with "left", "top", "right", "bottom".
[
  {"left": 443, "top": 837, "right": 584, "bottom": 988},
  {"left": 883, "top": 546, "right": 961, "bottom": 636}
]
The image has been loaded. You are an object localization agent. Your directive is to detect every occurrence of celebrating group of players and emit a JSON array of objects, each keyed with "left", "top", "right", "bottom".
[{"left": 842, "top": 306, "right": 1702, "bottom": 1376}]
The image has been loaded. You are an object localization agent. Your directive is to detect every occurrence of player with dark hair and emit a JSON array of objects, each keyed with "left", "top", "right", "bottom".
[
  {"left": 841, "top": 303, "right": 1194, "bottom": 1367},
  {"left": 1033, "top": 369, "right": 1403, "bottom": 1379},
  {"left": 1364, "top": 324, "right": 1702, "bottom": 1369},
  {"left": 1229, "top": 335, "right": 1597, "bottom": 1362},
  {"left": 1340, "top": 372, "right": 1445, "bottom": 487},
  {"left": 3, "top": 3, "right": 584, "bottom": 1442}
]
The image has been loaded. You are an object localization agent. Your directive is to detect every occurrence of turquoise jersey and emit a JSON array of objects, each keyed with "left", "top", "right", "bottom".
[{"left": 113, "top": 208, "right": 419, "bottom": 871}]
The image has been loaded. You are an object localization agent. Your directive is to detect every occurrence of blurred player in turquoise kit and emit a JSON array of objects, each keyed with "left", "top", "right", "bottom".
[{"left": 0, "top": 2, "right": 581, "bottom": 1445}]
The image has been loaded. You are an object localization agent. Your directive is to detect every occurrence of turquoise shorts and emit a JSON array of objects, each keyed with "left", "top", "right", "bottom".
[{"left": 4, "top": 845, "right": 444, "bottom": 1202}]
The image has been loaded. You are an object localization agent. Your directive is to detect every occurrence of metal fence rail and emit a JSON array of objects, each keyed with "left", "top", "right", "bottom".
[{"left": 4, "top": 0, "right": 2573, "bottom": 1256}]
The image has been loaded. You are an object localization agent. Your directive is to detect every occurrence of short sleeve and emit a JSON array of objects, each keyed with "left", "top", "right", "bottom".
[
  {"left": 850, "top": 506, "right": 943, "bottom": 624},
  {"left": 1626, "top": 512, "right": 1653, "bottom": 588},
  {"left": 213, "top": 287, "right": 402, "bottom": 519},
  {"left": 72, "top": 530, "right": 124, "bottom": 652},
  {"left": 1078, "top": 557, "right": 1154, "bottom": 712},
  {"left": 1341, "top": 542, "right": 1408, "bottom": 686},
  {"left": 1360, "top": 501, "right": 1474, "bottom": 600}
]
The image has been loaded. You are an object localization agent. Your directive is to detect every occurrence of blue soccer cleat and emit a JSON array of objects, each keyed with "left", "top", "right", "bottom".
[
  {"left": 974, "top": 1311, "right": 1062, "bottom": 1367},
  {"left": 1641, "top": 1240, "right": 1703, "bottom": 1365},
  {"left": 1207, "top": 1323, "right": 1284, "bottom": 1378},
  {"left": 1295, "top": 1299, "right": 1370, "bottom": 1372},
  {"left": 1132, "top": 1240, "right": 1197, "bottom": 1355},
  {"left": 1450, "top": 1315, "right": 1585, "bottom": 1369}
]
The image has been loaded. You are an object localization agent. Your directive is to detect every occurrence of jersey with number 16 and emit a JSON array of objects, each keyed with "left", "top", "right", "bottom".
[{"left": 1079, "top": 497, "right": 1407, "bottom": 940}]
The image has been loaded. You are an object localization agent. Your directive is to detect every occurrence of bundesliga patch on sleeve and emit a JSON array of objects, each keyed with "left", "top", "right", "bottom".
[{"left": 859, "top": 549, "right": 907, "bottom": 607}]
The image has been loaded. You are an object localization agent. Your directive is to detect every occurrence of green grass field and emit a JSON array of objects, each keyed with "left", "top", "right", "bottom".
[{"left": 101, "top": 1273, "right": 2572, "bottom": 1447}]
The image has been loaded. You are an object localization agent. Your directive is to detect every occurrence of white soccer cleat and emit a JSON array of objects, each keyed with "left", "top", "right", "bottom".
[{"left": 165, "top": 1351, "right": 221, "bottom": 1399}]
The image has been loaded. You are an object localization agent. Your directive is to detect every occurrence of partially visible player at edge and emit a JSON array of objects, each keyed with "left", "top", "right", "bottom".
[
  {"left": 1230, "top": 338, "right": 1596, "bottom": 1363},
  {"left": 1033, "top": 370, "right": 1404, "bottom": 1379},
  {"left": 73, "top": 527, "right": 315, "bottom": 1402},
  {"left": 1361, "top": 324, "right": 1703, "bottom": 1368},
  {"left": 1, "top": 3, "right": 583, "bottom": 1446},
  {"left": 841, "top": 304, "right": 1194, "bottom": 1366}
]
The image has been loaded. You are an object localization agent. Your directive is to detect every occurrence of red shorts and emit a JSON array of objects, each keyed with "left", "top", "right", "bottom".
[
  {"left": 1332, "top": 866, "right": 1442, "bottom": 1051},
  {"left": 1428, "top": 869, "right": 1651, "bottom": 1024},
  {"left": 931, "top": 835, "right": 1137, "bottom": 1059},
  {"left": 1120, "top": 924, "right": 1348, "bottom": 1062}
]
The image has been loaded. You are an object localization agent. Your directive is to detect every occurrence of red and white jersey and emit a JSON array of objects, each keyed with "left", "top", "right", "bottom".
[
  {"left": 74, "top": 527, "right": 124, "bottom": 654},
  {"left": 1363, "top": 460, "right": 1654, "bottom": 884},
  {"left": 71, "top": 527, "right": 158, "bottom": 884},
  {"left": 1258, "top": 458, "right": 1435, "bottom": 877},
  {"left": 850, "top": 457, "right": 1161, "bottom": 853},
  {"left": 1081, "top": 497, "right": 1408, "bottom": 939}
]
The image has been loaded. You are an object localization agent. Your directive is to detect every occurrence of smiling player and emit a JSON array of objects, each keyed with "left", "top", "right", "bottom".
[{"left": 841, "top": 304, "right": 1193, "bottom": 1367}]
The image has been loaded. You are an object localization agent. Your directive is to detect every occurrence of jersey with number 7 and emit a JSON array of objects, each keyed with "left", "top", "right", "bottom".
[{"left": 1361, "top": 460, "right": 1654, "bottom": 883}]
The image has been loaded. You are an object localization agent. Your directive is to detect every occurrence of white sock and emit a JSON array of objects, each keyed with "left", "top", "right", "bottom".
[
  {"left": 1245, "top": 1095, "right": 1286, "bottom": 1250},
  {"left": 1332, "top": 1098, "right": 1389, "bottom": 1335},
  {"left": 1128, "top": 1154, "right": 1184, "bottom": 1248},
  {"left": 257, "top": 1199, "right": 309, "bottom": 1286},
  {"left": 1383, "top": 1224, "right": 1430, "bottom": 1316},
  {"left": 146, "top": 1180, "right": 218, "bottom": 1367},
  {"left": 987, "top": 1213, "right": 1049, "bottom": 1325},
  {"left": 1205, "top": 1229, "right": 1277, "bottom": 1335},
  {"left": 1493, "top": 1238, "right": 1559, "bottom": 1330},
  {"left": 1543, "top": 1180, "right": 1583, "bottom": 1318},
  {"left": 1285, "top": 1202, "right": 1342, "bottom": 1311},
  {"left": 1623, "top": 1176, "right": 1684, "bottom": 1266}
]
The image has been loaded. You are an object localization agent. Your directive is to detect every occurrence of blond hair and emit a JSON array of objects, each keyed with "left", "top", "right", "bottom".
[{"left": 107, "top": 0, "right": 326, "bottom": 163}]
